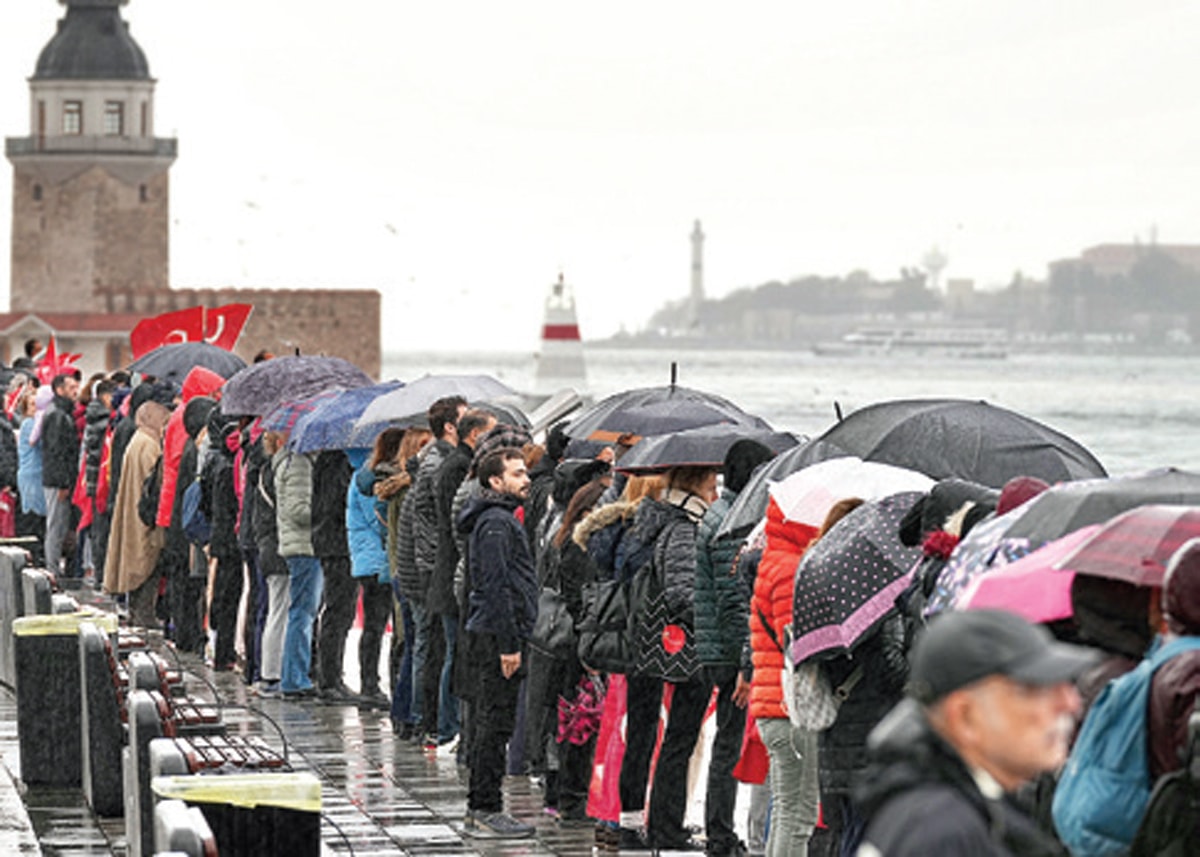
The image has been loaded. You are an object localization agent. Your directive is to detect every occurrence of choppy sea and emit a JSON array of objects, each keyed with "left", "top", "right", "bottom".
[{"left": 383, "top": 347, "right": 1200, "bottom": 477}]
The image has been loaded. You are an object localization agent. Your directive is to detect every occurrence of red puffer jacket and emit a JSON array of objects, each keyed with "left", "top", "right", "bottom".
[{"left": 749, "top": 498, "right": 817, "bottom": 721}]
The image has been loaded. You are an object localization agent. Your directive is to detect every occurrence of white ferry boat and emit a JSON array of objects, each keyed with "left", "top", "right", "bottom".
[{"left": 813, "top": 327, "right": 1009, "bottom": 359}]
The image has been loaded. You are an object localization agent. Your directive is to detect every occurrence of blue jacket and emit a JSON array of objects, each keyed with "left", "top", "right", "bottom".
[{"left": 347, "top": 459, "right": 389, "bottom": 581}]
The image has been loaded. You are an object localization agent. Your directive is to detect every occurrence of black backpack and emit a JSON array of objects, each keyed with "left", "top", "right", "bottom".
[
  {"left": 137, "top": 455, "right": 163, "bottom": 528},
  {"left": 1131, "top": 699, "right": 1200, "bottom": 857}
]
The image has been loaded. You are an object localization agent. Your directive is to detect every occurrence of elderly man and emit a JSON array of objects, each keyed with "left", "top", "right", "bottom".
[{"left": 854, "top": 609, "right": 1095, "bottom": 857}]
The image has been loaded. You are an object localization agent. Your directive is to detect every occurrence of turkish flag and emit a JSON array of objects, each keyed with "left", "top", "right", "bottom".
[
  {"left": 203, "top": 303, "right": 253, "bottom": 351},
  {"left": 130, "top": 307, "right": 204, "bottom": 358}
]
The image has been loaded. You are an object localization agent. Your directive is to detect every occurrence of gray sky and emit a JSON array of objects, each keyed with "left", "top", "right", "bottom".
[{"left": 2, "top": 1, "right": 1198, "bottom": 350}]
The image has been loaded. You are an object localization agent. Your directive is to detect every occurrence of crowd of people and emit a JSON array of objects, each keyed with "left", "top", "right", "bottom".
[{"left": 3, "top": 337, "right": 1199, "bottom": 857}]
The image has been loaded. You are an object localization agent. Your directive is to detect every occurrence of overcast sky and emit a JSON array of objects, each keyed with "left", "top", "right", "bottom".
[{"left": 2, "top": 1, "right": 1199, "bottom": 350}]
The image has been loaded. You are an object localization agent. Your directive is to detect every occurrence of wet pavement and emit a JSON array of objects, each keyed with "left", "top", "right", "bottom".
[{"left": 0, "top": 624, "right": 600, "bottom": 855}]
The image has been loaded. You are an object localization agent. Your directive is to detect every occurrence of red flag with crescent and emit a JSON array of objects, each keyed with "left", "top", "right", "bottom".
[{"left": 130, "top": 304, "right": 252, "bottom": 358}]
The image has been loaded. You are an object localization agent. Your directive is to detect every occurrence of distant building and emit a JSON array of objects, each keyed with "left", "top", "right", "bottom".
[
  {"left": 1050, "top": 242, "right": 1200, "bottom": 279},
  {"left": 3, "top": 0, "right": 381, "bottom": 375}
]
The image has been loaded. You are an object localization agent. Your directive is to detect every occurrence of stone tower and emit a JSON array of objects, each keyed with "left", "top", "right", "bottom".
[
  {"left": 6, "top": 0, "right": 176, "bottom": 313},
  {"left": 687, "top": 219, "right": 705, "bottom": 329}
]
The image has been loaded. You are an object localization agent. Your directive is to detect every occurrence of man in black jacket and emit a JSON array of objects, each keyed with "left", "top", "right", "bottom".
[
  {"left": 854, "top": 610, "right": 1094, "bottom": 857},
  {"left": 428, "top": 408, "right": 495, "bottom": 745},
  {"left": 41, "top": 373, "right": 79, "bottom": 576},
  {"left": 457, "top": 447, "right": 537, "bottom": 839}
]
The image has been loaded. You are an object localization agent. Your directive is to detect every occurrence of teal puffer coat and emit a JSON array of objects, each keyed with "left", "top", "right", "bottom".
[{"left": 694, "top": 489, "right": 749, "bottom": 668}]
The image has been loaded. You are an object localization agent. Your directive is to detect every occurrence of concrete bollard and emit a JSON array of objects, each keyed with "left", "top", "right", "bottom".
[
  {"left": 0, "top": 547, "right": 28, "bottom": 688},
  {"left": 153, "top": 799, "right": 217, "bottom": 857},
  {"left": 79, "top": 620, "right": 125, "bottom": 817},
  {"left": 151, "top": 772, "right": 322, "bottom": 857},
  {"left": 12, "top": 610, "right": 119, "bottom": 787}
]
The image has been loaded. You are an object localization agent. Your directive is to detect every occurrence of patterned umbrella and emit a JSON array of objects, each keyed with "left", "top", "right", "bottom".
[
  {"left": 767, "top": 457, "right": 934, "bottom": 528},
  {"left": 923, "top": 507, "right": 1034, "bottom": 616},
  {"left": 1055, "top": 504, "right": 1200, "bottom": 587},
  {"left": 788, "top": 491, "right": 925, "bottom": 664},
  {"left": 128, "top": 342, "right": 247, "bottom": 386},
  {"left": 955, "top": 525, "right": 1102, "bottom": 623},
  {"left": 565, "top": 384, "right": 771, "bottom": 443},
  {"left": 288, "top": 381, "right": 403, "bottom": 452},
  {"left": 220, "top": 355, "right": 372, "bottom": 416},
  {"left": 259, "top": 390, "right": 341, "bottom": 434}
]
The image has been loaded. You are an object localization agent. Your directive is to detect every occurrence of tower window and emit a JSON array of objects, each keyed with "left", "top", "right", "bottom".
[
  {"left": 32, "top": 185, "right": 43, "bottom": 202},
  {"left": 62, "top": 101, "right": 82, "bottom": 135},
  {"left": 139, "top": 185, "right": 148, "bottom": 203},
  {"left": 104, "top": 101, "right": 124, "bottom": 136}
]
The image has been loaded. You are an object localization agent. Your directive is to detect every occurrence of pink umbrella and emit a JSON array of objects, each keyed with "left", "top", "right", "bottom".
[{"left": 956, "top": 525, "right": 1103, "bottom": 623}]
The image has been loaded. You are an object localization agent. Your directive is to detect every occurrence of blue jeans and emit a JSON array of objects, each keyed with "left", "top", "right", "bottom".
[
  {"left": 281, "top": 555, "right": 323, "bottom": 692},
  {"left": 438, "top": 613, "right": 460, "bottom": 741},
  {"left": 408, "top": 601, "right": 432, "bottom": 724},
  {"left": 391, "top": 589, "right": 415, "bottom": 724}
]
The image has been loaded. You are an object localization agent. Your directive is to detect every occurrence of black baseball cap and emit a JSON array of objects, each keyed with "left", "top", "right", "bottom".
[{"left": 909, "top": 609, "right": 1098, "bottom": 704}]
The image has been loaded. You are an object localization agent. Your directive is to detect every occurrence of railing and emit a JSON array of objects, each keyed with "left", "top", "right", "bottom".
[{"left": 4, "top": 135, "right": 177, "bottom": 157}]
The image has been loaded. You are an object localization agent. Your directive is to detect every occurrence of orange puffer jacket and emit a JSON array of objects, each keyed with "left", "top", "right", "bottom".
[{"left": 750, "top": 498, "right": 818, "bottom": 721}]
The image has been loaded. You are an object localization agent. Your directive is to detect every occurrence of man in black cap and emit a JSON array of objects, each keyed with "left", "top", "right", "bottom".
[{"left": 854, "top": 609, "right": 1095, "bottom": 856}]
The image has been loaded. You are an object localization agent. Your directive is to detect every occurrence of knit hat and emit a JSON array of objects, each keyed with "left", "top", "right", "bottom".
[
  {"left": 471, "top": 423, "right": 533, "bottom": 474},
  {"left": 723, "top": 439, "right": 774, "bottom": 494},
  {"left": 996, "top": 476, "right": 1050, "bottom": 516},
  {"left": 1164, "top": 538, "right": 1200, "bottom": 636}
]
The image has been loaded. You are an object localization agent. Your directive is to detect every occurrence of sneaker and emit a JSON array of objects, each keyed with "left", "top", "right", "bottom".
[
  {"left": 282, "top": 686, "right": 317, "bottom": 700},
  {"left": 318, "top": 683, "right": 360, "bottom": 705},
  {"left": 435, "top": 736, "right": 460, "bottom": 758},
  {"left": 256, "top": 680, "right": 282, "bottom": 698},
  {"left": 463, "top": 809, "right": 535, "bottom": 839},
  {"left": 422, "top": 733, "right": 438, "bottom": 751},
  {"left": 357, "top": 687, "right": 390, "bottom": 710}
]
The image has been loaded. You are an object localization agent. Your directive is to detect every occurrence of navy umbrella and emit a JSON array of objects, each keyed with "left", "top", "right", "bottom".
[
  {"left": 614, "top": 424, "right": 798, "bottom": 474},
  {"left": 289, "top": 381, "right": 403, "bottom": 452},
  {"left": 566, "top": 385, "right": 771, "bottom": 443},
  {"left": 220, "top": 355, "right": 373, "bottom": 416},
  {"left": 127, "top": 342, "right": 247, "bottom": 386}
]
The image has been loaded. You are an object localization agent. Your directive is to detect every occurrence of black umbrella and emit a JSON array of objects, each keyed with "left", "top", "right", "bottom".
[
  {"left": 473, "top": 399, "right": 532, "bottom": 429},
  {"left": 566, "top": 385, "right": 771, "bottom": 442},
  {"left": 1000, "top": 467, "right": 1200, "bottom": 545},
  {"left": 813, "top": 399, "right": 1106, "bottom": 487},
  {"left": 127, "top": 342, "right": 247, "bottom": 386},
  {"left": 789, "top": 492, "right": 926, "bottom": 663},
  {"left": 614, "top": 424, "right": 798, "bottom": 474},
  {"left": 220, "top": 355, "right": 373, "bottom": 416}
]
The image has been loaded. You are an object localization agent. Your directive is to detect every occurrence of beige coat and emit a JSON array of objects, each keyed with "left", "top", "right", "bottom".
[{"left": 103, "top": 401, "right": 170, "bottom": 594}]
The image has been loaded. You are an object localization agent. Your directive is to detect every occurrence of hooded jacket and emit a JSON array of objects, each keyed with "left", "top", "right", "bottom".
[
  {"left": 412, "top": 438, "right": 452, "bottom": 597},
  {"left": 102, "top": 400, "right": 170, "bottom": 594},
  {"left": 110, "top": 383, "right": 156, "bottom": 500},
  {"left": 855, "top": 699, "right": 1067, "bottom": 857},
  {"left": 82, "top": 397, "right": 111, "bottom": 497},
  {"left": 200, "top": 411, "right": 242, "bottom": 562},
  {"left": 274, "top": 449, "right": 315, "bottom": 558},
  {"left": 458, "top": 489, "right": 537, "bottom": 655},
  {"left": 430, "top": 441, "right": 472, "bottom": 615},
  {"left": 311, "top": 450, "right": 351, "bottom": 558},
  {"left": 695, "top": 488, "right": 749, "bottom": 668},
  {"left": 749, "top": 499, "right": 818, "bottom": 720},
  {"left": 156, "top": 366, "right": 223, "bottom": 527},
  {"left": 347, "top": 457, "right": 388, "bottom": 581}
]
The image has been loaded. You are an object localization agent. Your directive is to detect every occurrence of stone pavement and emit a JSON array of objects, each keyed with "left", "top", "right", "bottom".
[{"left": 0, "top": 642, "right": 600, "bottom": 856}]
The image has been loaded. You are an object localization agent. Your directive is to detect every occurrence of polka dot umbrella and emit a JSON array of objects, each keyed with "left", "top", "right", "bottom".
[{"left": 788, "top": 491, "right": 926, "bottom": 665}]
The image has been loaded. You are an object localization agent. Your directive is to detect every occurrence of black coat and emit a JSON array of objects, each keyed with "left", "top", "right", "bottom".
[
  {"left": 310, "top": 450, "right": 351, "bottom": 559},
  {"left": 41, "top": 395, "right": 79, "bottom": 489},
  {"left": 82, "top": 398, "right": 110, "bottom": 497},
  {"left": 855, "top": 699, "right": 1067, "bottom": 856},
  {"left": 201, "top": 443, "right": 240, "bottom": 562},
  {"left": 251, "top": 450, "right": 288, "bottom": 577},
  {"left": 0, "top": 418, "right": 17, "bottom": 490},
  {"left": 458, "top": 490, "right": 537, "bottom": 655},
  {"left": 429, "top": 443, "right": 471, "bottom": 615}
]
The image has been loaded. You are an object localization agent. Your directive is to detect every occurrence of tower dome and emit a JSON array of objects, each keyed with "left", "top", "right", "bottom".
[{"left": 33, "top": 0, "right": 150, "bottom": 81}]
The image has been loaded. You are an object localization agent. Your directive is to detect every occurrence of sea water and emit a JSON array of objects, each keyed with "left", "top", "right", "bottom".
[{"left": 383, "top": 347, "right": 1200, "bottom": 477}]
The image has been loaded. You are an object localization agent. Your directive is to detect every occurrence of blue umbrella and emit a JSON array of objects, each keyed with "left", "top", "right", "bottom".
[{"left": 290, "top": 381, "right": 403, "bottom": 452}]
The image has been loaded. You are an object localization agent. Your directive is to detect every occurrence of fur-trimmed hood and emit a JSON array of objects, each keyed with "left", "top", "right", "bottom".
[{"left": 573, "top": 498, "right": 639, "bottom": 550}]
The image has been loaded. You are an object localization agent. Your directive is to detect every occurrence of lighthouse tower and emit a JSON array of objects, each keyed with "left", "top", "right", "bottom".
[
  {"left": 534, "top": 273, "right": 588, "bottom": 396},
  {"left": 6, "top": 0, "right": 176, "bottom": 314},
  {"left": 687, "top": 219, "right": 705, "bottom": 330}
]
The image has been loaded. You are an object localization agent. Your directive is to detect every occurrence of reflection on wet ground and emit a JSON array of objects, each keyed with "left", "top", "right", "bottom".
[{"left": 0, "top": 644, "right": 599, "bottom": 856}]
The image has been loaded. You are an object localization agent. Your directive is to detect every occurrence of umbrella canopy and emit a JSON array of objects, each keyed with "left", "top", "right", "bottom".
[
  {"left": 923, "top": 507, "right": 1035, "bottom": 616},
  {"left": 811, "top": 398, "right": 1106, "bottom": 488},
  {"left": 955, "top": 525, "right": 1102, "bottom": 623},
  {"left": 473, "top": 399, "right": 531, "bottom": 429},
  {"left": 767, "top": 457, "right": 934, "bottom": 529},
  {"left": 127, "top": 342, "right": 247, "bottom": 386},
  {"left": 287, "top": 381, "right": 403, "bottom": 453},
  {"left": 565, "top": 385, "right": 771, "bottom": 443},
  {"left": 260, "top": 390, "right": 341, "bottom": 434},
  {"left": 220, "top": 355, "right": 372, "bottom": 416},
  {"left": 613, "top": 424, "right": 798, "bottom": 474},
  {"left": 788, "top": 491, "right": 926, "bottom": 664},
  {"left": 354, "top": 374, "right": 517, "bottom": 429},
  {"left": 1001, "top": 468, "right": 1200, "bottom": 545},
  {"left": 1054, "top": 504, "right": 1200, "bottom": 587}
]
